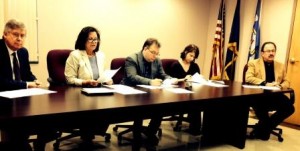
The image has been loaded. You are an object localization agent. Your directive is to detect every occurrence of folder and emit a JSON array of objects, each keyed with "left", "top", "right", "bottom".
[{"left": 81, "top": 88, "right": 115, "bottom": 96}]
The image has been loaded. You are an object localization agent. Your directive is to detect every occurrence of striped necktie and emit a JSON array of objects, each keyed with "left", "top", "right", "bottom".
[{"left": 12, "top": 52, "right": 21, "bottom": 81}]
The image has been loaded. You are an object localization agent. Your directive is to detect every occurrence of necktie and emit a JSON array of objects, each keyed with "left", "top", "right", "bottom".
[{"left": 12, "top": 52, "right": 21, "bottom": 81}]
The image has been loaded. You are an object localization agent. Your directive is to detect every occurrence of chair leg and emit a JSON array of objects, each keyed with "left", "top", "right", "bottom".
[
  {"left": 271, "top": 128, "right": 284, "bottom": 142},
  {"left": 173, "top": 114, "right": 184, "bottom": 131},
  {"left": 52, "top": 130, "right": 111, "bottom": 150},
  {"left": 53, "top": 131, "right": 79, "bottom": 150}
]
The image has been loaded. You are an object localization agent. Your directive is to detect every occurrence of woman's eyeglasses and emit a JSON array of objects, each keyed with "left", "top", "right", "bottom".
[{"left": 87, "top": 38, "right": 99, "bottom": 43}]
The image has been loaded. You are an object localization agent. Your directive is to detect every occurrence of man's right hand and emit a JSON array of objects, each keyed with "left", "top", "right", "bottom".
[
  {"left": 266, "top": 82, "right": 279, "bottom": 87},
  {"left": 27, "top": 81, "right": 41, "bottom": 88},
  {"left": 150, "top": 79, "right": 162, "bottom": 86}
]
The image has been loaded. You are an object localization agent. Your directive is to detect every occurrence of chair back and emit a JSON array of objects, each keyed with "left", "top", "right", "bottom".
[
  {"left": 110, "top": 58, "right": 126, "bottom": 84},
  {"left": 47, "top": 49, "right": 72, "bottom": 86},
  {"left": 161, "top": 59, "right": 177, "bottom": 75},
  {"left": 242, "top": 64, "right": 248, "bottom": 84}
]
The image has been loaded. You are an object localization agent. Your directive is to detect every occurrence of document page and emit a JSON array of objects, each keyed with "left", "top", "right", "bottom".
[
  {"left": 0, "top": 88, "right": 56, "bottom": 99},
  {"left": 103, "top": 67, "right": 121, "bottom": 79},
  {"left": 189, "top": 72, "right": 207, "bottom": 84},
  {"left": 104, "top": 84, "right": 146, "bottom": 95},
  {"left": 242, "top": 85, "right": 280, "bottom": 90},
  {"left": 188, "top": 73, "right": 228, "bottom": 87},
  {"left": 165, "top": 88, "right": 194, "bottom": 94},
  {"left": 205, "top": 80, "right": 228, "bottom": 87},
  {"left": 137, "top": 84, "right": 178, "bottom": 89}
]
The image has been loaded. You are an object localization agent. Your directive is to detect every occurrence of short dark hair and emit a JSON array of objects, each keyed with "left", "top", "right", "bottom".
[
  {"left": 75, "top": 26, "right": 100, "bottom": 52},
  {"left": 141, "top": 38, "right": 161, "bottom": 51},
  {"left": 261, "top": 41, "right": 276, "bottom": 52},
  {"left": 180, "top": 44, "right": 200, "bottom": 61}
]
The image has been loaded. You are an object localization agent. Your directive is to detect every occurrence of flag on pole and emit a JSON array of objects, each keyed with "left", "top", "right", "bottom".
[
  {"left": 248, "top": 0, "right": 261, "bottom": 61},
  {"left": 223, "top": 0, "right": 240, "bottom": 81},
  {"left": 209, "top": 0, "right": 225, "bottom": 80}
]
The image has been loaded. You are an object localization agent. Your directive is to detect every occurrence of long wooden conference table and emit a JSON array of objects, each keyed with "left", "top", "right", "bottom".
[{"left": 0, "top": 81, "right": 294, "bottom": 150}]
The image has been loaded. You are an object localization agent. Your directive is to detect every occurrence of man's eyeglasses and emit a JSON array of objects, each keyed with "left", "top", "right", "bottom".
[
  {"left": 87, "top": 38, "right": 99, "bottom": 43},
  {"left": 263, "top": 49, "right": 276, "bottom": 53},
  {"left": 148, "top": 49, "right": 160, "bottom": 56},
  {"left": 10, "top": 32, "right": 26, "bottom": 39}
]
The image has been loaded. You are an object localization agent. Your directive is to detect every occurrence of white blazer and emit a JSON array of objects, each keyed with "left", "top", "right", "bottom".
[{"left": 64, "top": 49, "right": 110, "bottom": 86}]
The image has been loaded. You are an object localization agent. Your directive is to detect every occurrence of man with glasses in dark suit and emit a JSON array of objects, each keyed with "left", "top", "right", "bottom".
[{"left": 122, "top": 38, "right": 177, "bottom": 148}]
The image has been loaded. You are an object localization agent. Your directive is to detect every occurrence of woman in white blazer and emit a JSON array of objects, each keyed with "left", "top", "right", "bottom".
[
  {"left": 65, "top": 26, "right": 113, "bottom": 86},
  {"left": 64, "top": 26, "right": 112, "bottom": 146}
]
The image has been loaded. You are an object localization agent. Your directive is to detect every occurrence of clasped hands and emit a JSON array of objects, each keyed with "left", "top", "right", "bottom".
[{"left": 83, "top": 79, "right": 113, "bottom": 87}]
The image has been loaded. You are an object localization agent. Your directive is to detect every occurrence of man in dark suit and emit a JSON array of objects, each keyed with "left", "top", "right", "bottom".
[
  {"left": 0, "top": 19, "right": 56, "bottom": 151},
  {"left": 0, "top": 20, "right": 40, "bottom": 91},
  {"left": 245, "top": 41, "right": 294, "bottom": 140},
  {"left": 122, "top": 38, "right": 177, "bottom": 147}
]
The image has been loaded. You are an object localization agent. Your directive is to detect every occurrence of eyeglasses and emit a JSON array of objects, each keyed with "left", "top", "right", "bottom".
[
  {"left": 87, "top": 38, "right": 99, "bottom": 43},
  {"left": 10, "top": 32, "right": 26, "bottom": 39},
  {"left": 148, "top": 49, "right": 160, "bottom": 56},
  {"left": 263, "top": 49, "right": 276, "bottom": 53}
]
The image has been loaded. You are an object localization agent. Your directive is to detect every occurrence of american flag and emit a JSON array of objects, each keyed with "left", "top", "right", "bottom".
[
  {"left": 248, "top": 0, "right": 261, "bottom": 61},
  {"left": 209, "top": 0, "right": 225, "bottom": 80}
]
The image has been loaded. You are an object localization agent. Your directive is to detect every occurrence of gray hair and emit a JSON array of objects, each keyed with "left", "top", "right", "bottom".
[{"left": 4, "top": 19, "right": 25, "bottom": 34}]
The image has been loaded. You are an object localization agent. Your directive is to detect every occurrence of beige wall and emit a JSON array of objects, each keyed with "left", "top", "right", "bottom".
[
  {"left": 0, "top": 0, "right": 5, "bottom": 35},
  {"left": 0, "top": 0, "right": 295, "bottom": 85},
  {"left": 34, "top": 0, "right": 210, "bottom": 85}
]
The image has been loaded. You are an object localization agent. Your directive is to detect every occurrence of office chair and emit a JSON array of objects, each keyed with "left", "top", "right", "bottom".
[
  {"left": 110, "top": 58, "right": 162, "bottom": 145},
  {"left": 47, "top": 49, "right": 72, "bottom": 86},
  {"left": 243, "top": 64, "right": 294, "bottom": 142},
  {"left": 46, "top": 49, "right": 111, "bottom": 150},
  {"left": 160, "top": 59, "right": 192, "bottom": 131},
  {"left": 110, "top": 58, "right": 126, "bottom": 84}
]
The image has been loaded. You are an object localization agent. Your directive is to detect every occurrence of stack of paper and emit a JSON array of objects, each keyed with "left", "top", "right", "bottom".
[{"left": 81, "top": 88, "right": 115, "bottom": 95}]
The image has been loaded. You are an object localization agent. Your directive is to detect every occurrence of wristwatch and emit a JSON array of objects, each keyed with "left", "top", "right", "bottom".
[{"left": 260, "top": 81, "right": 266, "bottom": 86}]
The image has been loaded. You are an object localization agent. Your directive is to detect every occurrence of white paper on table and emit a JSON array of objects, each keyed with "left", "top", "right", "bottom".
[
  {"left": 189, "top": 72, "right": 207, "bottom": 84},
  {"left": 242, "top": 85, "right": 280, "bottom": 90},
  {"left": 185, "top": 73, "right": 227, "bottom": 87},
  {"left": 104, "top": 84, "right": 134, "bottom": 90},
  {"left": 165, "top": 88, "right": 194, "bottom": 94},
  {"left": 104, "top": 84, "right": 146, "bottom": 95},
  {"left": 260, "top": 86, "right": 280, "bottom": 90},
  {"left": 103, "top": 67, "right": 121, "bottom": 79},
  {"left": 116, "top": 88, "right": 147, "bottom": 95},
  {"left": 242, "top": 85, "right": 261, "bottom": 89},
  {"left": 137, "top": 84, "right": 177, "bottom": 89},
  {"left": 205, "top": 80, "right": 228, "bottom": 87},
  {"left": 0, "top": 88, "right": 56, "bottom": 99}
]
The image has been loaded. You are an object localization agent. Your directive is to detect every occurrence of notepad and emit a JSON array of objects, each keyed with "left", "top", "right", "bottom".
[{"left": 81, "top": 88, "right": 115, "bottom": 96}]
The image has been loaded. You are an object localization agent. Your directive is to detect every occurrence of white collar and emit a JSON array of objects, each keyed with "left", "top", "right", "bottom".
[{"left": 5, "top": 43, "right": 17, "bottom": 55}]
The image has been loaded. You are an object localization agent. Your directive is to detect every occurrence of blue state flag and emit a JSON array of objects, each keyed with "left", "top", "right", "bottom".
[{"left": 248, "top": 0, "right": 261, "bottom": 61}]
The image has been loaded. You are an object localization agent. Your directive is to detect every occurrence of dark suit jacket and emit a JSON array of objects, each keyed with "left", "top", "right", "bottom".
[
  {"left": 0, "top": 39, "right": 36, "bottom": 91},
  {"left": 122, "top": 51, "right": 170, "bottom": 86}
]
